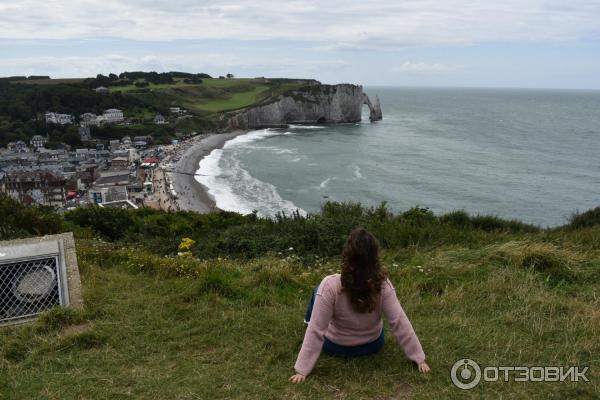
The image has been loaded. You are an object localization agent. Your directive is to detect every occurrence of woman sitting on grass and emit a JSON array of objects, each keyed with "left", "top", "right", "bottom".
[{"left": 290, "top": 228, "right": 431, "bottom": 383}]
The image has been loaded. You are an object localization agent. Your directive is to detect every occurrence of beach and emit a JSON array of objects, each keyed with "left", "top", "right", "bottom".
[{"left": 171, "top": 130, "right": 248, "bottom": 213}]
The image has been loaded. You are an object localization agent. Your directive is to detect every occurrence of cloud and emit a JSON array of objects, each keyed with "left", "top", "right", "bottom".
[
  {"left": 0, "top": 53, "right": 349, "bottom": 78},
  {"left": 392, "top": 62, "right": 452, "bottom": 73},
  {"left": 0, "top": 53, "right": 240, "bottom": 77},
  {"left": 0, "top": 0, "right": 598, "bottom": 48}
]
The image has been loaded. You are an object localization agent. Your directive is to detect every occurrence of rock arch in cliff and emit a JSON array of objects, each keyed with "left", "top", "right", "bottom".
[{"left": 362, "top": 93, "right": 383, "bottom": 121}]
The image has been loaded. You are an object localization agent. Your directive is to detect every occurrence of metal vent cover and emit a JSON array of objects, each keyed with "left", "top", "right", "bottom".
[{"left": 0, "top": 234, "right": 82, "bottom": 327}]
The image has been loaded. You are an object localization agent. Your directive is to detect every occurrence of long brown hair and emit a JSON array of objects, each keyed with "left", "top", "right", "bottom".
[{"left": 340, "top": 228, "right": 386, "bottom": 313}]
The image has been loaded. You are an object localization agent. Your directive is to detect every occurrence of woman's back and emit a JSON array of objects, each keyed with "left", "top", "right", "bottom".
[
  {"left": 321, "top": 273, "right": 385, "bottom": 346},
  {"left": 290, "top": 228, "right": 429, "bottom": 381},
  {"left": 294, "top": 273, "right": 425, "bottom": 376}
]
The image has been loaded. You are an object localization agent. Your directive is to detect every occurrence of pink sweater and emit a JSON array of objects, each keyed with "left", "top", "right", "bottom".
[{"left": 294, "top": 274, "right": 426, "bottom": 376}]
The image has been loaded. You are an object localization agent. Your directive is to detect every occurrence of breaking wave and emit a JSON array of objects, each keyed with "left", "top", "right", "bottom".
[
  {"left": 288, "top": 125, "right": 325, "bottom": 129},
  {"left": 195, "top": 129, "right": 306, "bottom": 217}
]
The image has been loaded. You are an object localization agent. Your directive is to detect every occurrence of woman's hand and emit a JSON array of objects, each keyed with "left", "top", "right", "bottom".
[
  {"left": 418, "top": 361, "right": 431, "bottom": 374},
  {"left": 289, "top": 373, "right": 306, "bottom": 384}
]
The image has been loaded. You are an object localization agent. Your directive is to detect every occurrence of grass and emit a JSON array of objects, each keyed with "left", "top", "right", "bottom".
[
  {"left": 109, "top": 79, "right": 192, "bottom": 93},
  {"left": 194, "top": 85, "right": 270, "bottom": 112},
  {"left": 109, "top": 78, "right": 290, "bottom": 113},
  {"left": 1, "top": 239, "right": 598, "bottom": 399}
]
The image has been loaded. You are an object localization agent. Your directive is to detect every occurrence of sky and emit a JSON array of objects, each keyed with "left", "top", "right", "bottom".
[{"left": 1, "top": 0, "right": 599, "bottom": 89}]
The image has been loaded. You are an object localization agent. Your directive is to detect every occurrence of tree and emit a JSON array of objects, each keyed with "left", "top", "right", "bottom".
[
  {"left": 226, "top": 73, "right": 234, "bottom": 79},
  {"left": 61, "top": 127, "right": 82, "bottom": 147}
]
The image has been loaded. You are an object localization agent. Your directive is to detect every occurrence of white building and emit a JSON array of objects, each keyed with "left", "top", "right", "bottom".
[
  {"left": 114, "top": 148, "right": 139, "bottom": 163},
  {"left": 7, "top": 141, "right": 29, "bottom": 153},
  {"left": 75, "top": 148, "right": 90, "bottom": 160},
  {"left": 89, "top": 185, "right": 128, "bottom": 204},
  {"left": 109, "top": 139, "right": 121, "bottom": 152},
  {"left": 102, "top": 109, "right": 124, "bottom": 124},
  {"left": 169, "top": 107, "right": 186, "bottom": 114},
  {"left": 45, "top": 112, "right": 74, "bottom": 125},
  {"left": 153, "top": 114, "right": 166, "bottom": 124},
  {"left": 30, "top": 135, "right": 47, "bottom": 150},
  {"left": 80, "top": 112, "right": 99, "bottom": 126},
  {"left": 95, "top": 86, "right": 109, "bottom": 94}
]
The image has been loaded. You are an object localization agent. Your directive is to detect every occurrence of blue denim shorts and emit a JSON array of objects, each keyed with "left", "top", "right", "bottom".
[{"left": 323, "top": 329, "right": 384, "bottom": 357}]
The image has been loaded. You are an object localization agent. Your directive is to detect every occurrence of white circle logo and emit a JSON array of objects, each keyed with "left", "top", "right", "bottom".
[{"left": 451, "top": 359, "right": 482, "bottom": 390}]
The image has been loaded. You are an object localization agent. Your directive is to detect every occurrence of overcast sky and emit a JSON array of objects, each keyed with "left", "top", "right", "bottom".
[{"left": 1, "top": 0, "right": 599, "bottom": 88}]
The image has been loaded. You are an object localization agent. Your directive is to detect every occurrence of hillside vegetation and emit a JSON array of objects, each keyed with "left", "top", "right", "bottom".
[
  {"left": 0, "top": 73, "right": 313, "bottom": 146},
  {"left": 0, "top": 196, "right": 599, "bottom": 399}
]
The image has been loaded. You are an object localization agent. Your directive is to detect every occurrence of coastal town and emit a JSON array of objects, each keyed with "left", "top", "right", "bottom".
[
  {"left": 0, "top": 76, "right": 382, "bottom": 215},
  {"left": 0, "top": 102, "right": 199, "bottom": 212}
]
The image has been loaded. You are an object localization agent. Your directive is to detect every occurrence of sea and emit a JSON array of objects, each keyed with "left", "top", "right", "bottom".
[{"left": 196, "top": 87, "right": 600, "bottom": 227}]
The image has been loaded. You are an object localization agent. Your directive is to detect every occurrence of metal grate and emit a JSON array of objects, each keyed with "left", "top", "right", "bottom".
[{"left": 0, "top": 256, "right": 62, "bottom": 324}]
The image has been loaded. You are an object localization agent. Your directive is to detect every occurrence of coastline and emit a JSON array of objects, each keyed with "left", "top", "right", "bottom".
[{"left": 171, "top": 130, "right": 249, "bottom": 213}]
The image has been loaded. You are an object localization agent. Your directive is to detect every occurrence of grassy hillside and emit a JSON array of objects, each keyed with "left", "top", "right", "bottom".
[
  {"left": 110, "top": 78, "right": 302, "bottom": 113},
  {"left": 0, "top": 73, "right": 313, "bottom": 146},
  {"left": 113, "top": 80, "right": 270, "bottom": 113},
  {"left": 1, "top": 197, "right": 599, "bottom": 399}
]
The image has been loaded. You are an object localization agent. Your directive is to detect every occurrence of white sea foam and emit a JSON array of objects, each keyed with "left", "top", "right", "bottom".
[
  {"left": 242, "top": 144, "right": 296, "bottom": 155},
  {"left": 288, "top": 125, "right": 325, "bottom": 129},
  {"left": 195, "top": 129, "right": 306, "bottom": 217},
  {"left": 222, "top": 128, "right": 295, "bottom": 149},
  {"left": 275, "top": 148, "right": 296, "bottom": 155},
  {"left": 319, "top": 177, "right": 332, "bottom": 189},
  {"left": 354, "top": 165, "right": 363, "bottom": 179}
]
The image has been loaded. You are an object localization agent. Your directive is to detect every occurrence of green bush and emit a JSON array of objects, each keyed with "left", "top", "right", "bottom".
[
  {"left": 439, "top": 209, "right": 539, "bottom": 233},
  {"left": 1, "top": 195, "right": 598, "bottom": 262},
  {"left": 0, "top": 195, "right": 63, "bottom": 240},
  {"left": 566, "top": 207, "right": 600, "bottom": 230},
  {"left": 65, "top": 206, "right": 134, "bottom": 240}
]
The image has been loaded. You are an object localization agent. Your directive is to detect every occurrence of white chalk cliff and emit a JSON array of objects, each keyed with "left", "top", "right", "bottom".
[{"left": 228, "top": 84, "right": 382, "bottom": 129}]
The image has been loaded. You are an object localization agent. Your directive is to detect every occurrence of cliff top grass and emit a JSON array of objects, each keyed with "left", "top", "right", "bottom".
[
  {"left": 109, "top": 78, "right": 310, "bottom": 113},
  {"left": 1, "top": 197, "right": 599, "bottom": 399}
]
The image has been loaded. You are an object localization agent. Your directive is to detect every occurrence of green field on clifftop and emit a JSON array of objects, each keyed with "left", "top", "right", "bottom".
[{"left": 109, "top": 78, "right": 293, "bottom": 113}]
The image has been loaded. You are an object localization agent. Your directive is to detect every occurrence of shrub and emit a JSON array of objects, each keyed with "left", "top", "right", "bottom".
[
  {"left": 65, "top": 206, "right": 134, "bottom": 240},
  {"left": 439, "top": 209, "right": 539, "bottom": 233},
  {"left": 566, "top": 207, "right": 600, "bottom": 230},
  {"left": 0, "top": 195, "right": 63, "bottom": 240}
]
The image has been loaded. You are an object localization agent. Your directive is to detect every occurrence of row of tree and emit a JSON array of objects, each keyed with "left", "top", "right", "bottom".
[{"left": 83, "top": 71, "right": 214, "bottom": 88}]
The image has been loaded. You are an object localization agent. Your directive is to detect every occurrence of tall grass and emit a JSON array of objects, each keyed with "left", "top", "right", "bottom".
[
  {"left": 63, "top": 201, "right": 543, "bottom": 259},
  {"left": 2, "top": 194, "right": 600, "bottom": 259}
]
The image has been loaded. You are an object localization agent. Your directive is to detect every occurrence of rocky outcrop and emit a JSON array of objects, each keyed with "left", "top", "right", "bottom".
[
  {"left": 363, "top": 93, "right": 382, "bottom": 121},
  {"left": 228, "top": 84, "right": 382, "bottom": 129}
]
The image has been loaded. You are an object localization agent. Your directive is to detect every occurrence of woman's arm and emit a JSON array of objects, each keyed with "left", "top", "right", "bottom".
[
  {"left": 292, "top": 278, "right": 335, "bottom": 377},
  {"left": 381, "top": 280, "right": 427, "bottom": 365}
]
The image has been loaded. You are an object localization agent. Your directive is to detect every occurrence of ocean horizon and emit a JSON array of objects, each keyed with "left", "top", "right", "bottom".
[{"left": 195, "top": 86, "right": 600, "bottom": 227}]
